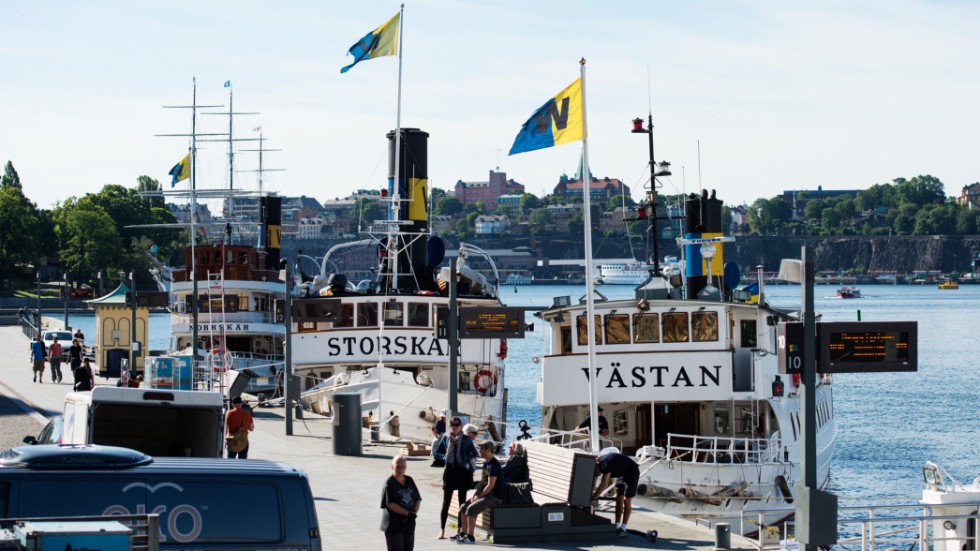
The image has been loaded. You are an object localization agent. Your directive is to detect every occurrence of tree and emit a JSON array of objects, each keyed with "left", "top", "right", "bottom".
[
  {"left": 435, "top": 196, "right": 462, "bottom": 216},
  {"left": 1, "top": 161, "right": 21, "bottom": 188},
  {"left": 527, "top": 208, "right": 554, "bottom": 235},
  {"left": 349, "top": 198, "right": 383, "bottom": 233},
  {"left": 893, "top": 175, "right": 946, "bottom": 207},
  {"left": 605, "top": 194, "right": 635, "bottom": 212},
  {"left": 0, "top": 186, "right": 40, "bottom": 286},
  {"left": 56, "top": 203, "right": 121, "bottom": 281},
  {"left": 518, "top": 193, "right": 541, "bottom": 212},
  {"left": 137, "top": 175, "right": 165, "bottom": 209},
  {"left": 567, "top": 213, "right": 583, "bottom": 237},
  {"left": 747, "top": 198, "right": 792, "bottom": 235}
]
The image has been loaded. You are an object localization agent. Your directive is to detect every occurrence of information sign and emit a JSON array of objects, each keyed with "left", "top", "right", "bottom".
[
  {"left": 458, "top": 307, "right": 526, "bottom": 339},
  {"left": 818, "top": 321, "right": 917, "bottom": 373}
]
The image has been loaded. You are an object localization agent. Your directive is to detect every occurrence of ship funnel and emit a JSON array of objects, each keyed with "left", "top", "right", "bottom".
[
  {"left": 260, "top": 195, "right": 282, "bottom": 270},
  {"left": 684, "top": 189, "right": 726, "bottom": 299},
  {"left": 386, "top": 128, "right": 441, "bottom": 292}
]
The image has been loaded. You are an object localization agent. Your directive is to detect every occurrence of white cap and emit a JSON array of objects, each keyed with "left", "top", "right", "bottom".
[
  {"left": 598, "top": 447, "right": 619, "bottom": 460},
  {"left": 440, "top": 408, "right": 447, "bottom": 417}
]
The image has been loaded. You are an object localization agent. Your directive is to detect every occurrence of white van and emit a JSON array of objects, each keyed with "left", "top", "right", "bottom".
[{"left": 62, "top": 387, "right": 225, "bottom": 457}]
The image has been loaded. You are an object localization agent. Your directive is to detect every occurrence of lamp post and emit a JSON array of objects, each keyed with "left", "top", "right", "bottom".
[
  {"left": 130, "top": 270, "right": 137, "bottom": 377},
  {"left": 35, "top": 271, "right": 42, "bottom": 336},
  {"left": 63, "top": 272, "right": 70, "bottom": 331},
  {"left": 631, "top": 115, "right": 671, "bottom": 274}
]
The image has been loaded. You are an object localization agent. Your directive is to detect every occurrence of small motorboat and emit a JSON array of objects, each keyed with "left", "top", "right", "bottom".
[
  {"left": 938, "top": 280, "right": 959, "bottom": 290},
  {"left": 837, "top": 286, "right": 861, "bottom": 298}
]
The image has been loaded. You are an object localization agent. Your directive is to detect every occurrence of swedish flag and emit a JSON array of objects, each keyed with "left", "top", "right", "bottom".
[
  {"left": 340, "top": 12, "right": 400, "bottom": 74},
  {"left": 169, "top": 154, "right": 190, "bottom": 187},
  {"left": 509, "top": 78, "right": 584, "bottom": 155}
]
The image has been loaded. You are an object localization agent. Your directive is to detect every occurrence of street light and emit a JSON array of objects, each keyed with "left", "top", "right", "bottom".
[
  {"left": 631, "top": 115, "right": 672, "bottom": 274},
  {"left": 35, "top": 270, "right": 41, "bottom": 336},
  {"left": 63, "top": 271, "right": 69, "bottom": 331}
]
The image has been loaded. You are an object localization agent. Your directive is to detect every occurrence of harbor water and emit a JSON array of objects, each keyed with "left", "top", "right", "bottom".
[{"left": 68, "top": 283, "right": 979, "bottom": 504}]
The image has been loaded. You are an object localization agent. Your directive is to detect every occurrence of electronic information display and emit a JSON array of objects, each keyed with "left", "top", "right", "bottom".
[
  {"left": 818, "top": 321, "right": 917, "bottom": 373},
  {"left": 459, "top": 307, "right": 526, "bottom": 339}
]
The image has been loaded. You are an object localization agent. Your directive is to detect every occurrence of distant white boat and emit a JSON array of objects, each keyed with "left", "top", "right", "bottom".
[
  {"left": 506, "top": 273, "right": 532, "bottom": 285},
  {"left": 595, "top": 260, "right": 653, "bottom": 285},
  {"left": 836, "top": 286, "right": 861, "bottom": 298}
]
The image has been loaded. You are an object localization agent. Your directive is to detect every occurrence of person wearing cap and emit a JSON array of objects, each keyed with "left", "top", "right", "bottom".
[
  {"left": 225, "top": 396, "right": 255, "bottom": 459},
  {"left": 432, "top": 408, "right": 447, "bottom": 440},
  {"left": 456, "top": 440, "right": 506, "bottom": 544},
  {"left": 591, "top": 449, "right": 640, "bottom": 538},
  {"left": 437, "top": 418, "right": 478, "bottom": 540},
  {"left": 577, "top": 405, "right": 609, "bottom": 437}
]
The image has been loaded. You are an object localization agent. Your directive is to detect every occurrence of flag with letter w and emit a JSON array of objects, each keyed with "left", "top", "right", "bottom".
[
  {"left": 168, "top": 154, "right": 190, "bottom": 187},
  {"left": 509, "top": 78, "right": 584, "bottom": 155},
  {"left": 340, "top": 12, "right": 400, "bottom": 74}
]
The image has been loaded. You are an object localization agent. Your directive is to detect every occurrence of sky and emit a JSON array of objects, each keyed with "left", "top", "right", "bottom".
[{"left": 3, "top": 0, "right": 980, "bottom": 211}]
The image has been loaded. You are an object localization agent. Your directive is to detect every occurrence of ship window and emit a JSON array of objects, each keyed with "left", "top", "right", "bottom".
[
  {"left": 239, "top": 251, "right": 249, "bottom": 265},
  {"left": 662, "top": 312, "right": 689, "bottom": 343},
  {"left": 576, "top": 314, "right": 602, "bottom": 346},
  {"left": 357, "top": 302, "right": 378, "bottom": 327},
  {"left": 613, "top": 410, "right": 629, "bottom": 435},
  {"left": 384, "top": 302, "right": 403, "bottom": 327},
  {"left": 224, "top": 295, "right": 239, "bottom": 313},
  {"left": 226, "top": 249, "right": 234, "bottom": 264},
  {"left": 407, "top": 303, "right": 429, "bottom": 327},
  {"left": 604, "top": 314, "right": 630, "bottom": 344},
  {"left": 692, "top": 311, "right": 719, "bottom": 342},
  {"left": 633, "top": 313, "right": 660, "bottom": 343},
  {"left": 336, "top": 303, "right": 354, "bottom": 327},
  {"left": 560, "top": 326, "right": 572, "bottom": 354},
  {"left": 739, "top": 320, "right": 757, "bottom": 348}
]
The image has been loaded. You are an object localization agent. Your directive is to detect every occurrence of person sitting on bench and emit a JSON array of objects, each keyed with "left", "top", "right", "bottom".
[
  {"left": 455, "top": 441, "right": 506, "bottom": 544},
  {"left": 501, "top": 441, "right": 529, "bottom": 484}
]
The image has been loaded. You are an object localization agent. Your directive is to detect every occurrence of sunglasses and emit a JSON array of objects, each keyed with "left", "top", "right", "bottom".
[{"left": 450, "top": 423, "right": 461, "bottom": 427}]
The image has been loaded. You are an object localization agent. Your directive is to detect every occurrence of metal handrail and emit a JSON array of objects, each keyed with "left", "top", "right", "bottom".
[{"left": 665, "top": 433, "right": 781, "bottom": 464}]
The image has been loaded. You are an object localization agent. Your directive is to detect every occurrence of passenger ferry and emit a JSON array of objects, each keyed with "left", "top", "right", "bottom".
[
  {"left": 168, "top": 209, "right": 286, "bottom": 398},
  {"left": 595, "top": 260, "right": 652, "bottom": 285},
  {"left": 533, "top": 190, "right": 836, "bottom": 532},
  {"left": 291, "top": 129, "right": 509, "bottom": 444}
]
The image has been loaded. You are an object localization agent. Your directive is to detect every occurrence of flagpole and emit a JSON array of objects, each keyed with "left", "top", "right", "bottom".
[
  {"left": 190, "top": 77, "right": 200, "bottom": 365},
  {"left": 579, "top": 58, "right": 601, "bottom": 454},
  {"left": 390, "top": 3, "right": 405, "bottom": 292}
]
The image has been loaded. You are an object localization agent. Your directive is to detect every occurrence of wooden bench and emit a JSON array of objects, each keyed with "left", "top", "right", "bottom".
[{"left": 448, "top": 441, "right": 616, "bottom": 543}]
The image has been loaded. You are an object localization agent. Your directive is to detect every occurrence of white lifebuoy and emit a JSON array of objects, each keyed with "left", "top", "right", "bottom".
[{"left": 473, "top": 370, "right": 497, "bottom": 395}]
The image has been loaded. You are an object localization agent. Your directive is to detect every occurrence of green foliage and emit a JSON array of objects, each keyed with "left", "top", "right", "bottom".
[
  {"left": 0, "top": 186, "right": 40, "bottom": 286},
  {"left": 1, "top": 161, "right": 22, "bottom": 188},
  {"left": 518, "top": 193, "right": 541, "bottom": 212},
  {"left": 56, "top": 202, "right": 121, "bottom": 279},
  {"left": 435, "top": 196, "right": 462, "bottom": 216},
  {"left": 137, "top": 175, "right": 165, "bottom": 209},
  {"left": 349, "top": 198, "right": 383, "bottom": 233},
  {"left": 567, "top": 213, "right": 584, "bottom": 237},
  {"left": 528, "top": 208, "right": 554, "bottom": 235},
  {"left": 605, "top": 194, "right": 635, "bottom": 212},
  {"left": 748, "top": 197, "right": 792, "bottom": 235}
]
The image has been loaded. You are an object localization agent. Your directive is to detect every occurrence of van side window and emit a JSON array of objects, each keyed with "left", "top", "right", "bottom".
[{"left": 0, "top": 481, "right": 8, "bottom": 517}]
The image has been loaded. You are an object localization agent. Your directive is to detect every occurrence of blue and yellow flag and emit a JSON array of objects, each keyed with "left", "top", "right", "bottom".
[
  {"left": 169, "top": 154, "right": 190, "bottom": 187},
  {"left": 509, "top": 78, "right": 584, "bottom": 155},
  {"left": 340, "top": 12, "right": 400, "bottom": 74}
]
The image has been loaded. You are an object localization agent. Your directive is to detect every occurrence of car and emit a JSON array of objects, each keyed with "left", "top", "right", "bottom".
[
  {"left": 22, "top": 417, "right": 63, "bottom": 445},
  {"left": 41, "top": 330, "right": 73, "bottom": 361}
]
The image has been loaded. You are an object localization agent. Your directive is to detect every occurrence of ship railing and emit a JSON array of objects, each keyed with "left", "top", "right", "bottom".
[
  {"left": 526, "top": 428, "right": 624, "bottom": 452},
  {"left": 664, "top": 433, "right": 781, "bottom": 465},
  {"left": 729, "top": 500, "right": 980, "bottom": 550},
  {"left": 169, "top": 312, "right": 282, "bottom": 325}
]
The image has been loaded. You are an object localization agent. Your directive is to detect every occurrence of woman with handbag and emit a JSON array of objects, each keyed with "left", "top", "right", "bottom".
[{"left": 436, "top": 419, "right": 478, "bottom": 540}]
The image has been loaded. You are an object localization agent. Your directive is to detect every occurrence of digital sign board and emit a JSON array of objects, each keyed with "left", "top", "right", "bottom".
[
  {"left": 818, "top": 321, "right": 917, "bottom": 373},
  {"left": 458, "top": 307, "right": 526, "bottom": 339}
]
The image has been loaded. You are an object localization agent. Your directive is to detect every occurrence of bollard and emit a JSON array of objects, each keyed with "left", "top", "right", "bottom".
[
  {"left": 714, "top": 522, "right": 731, "bottom": 550},
  {"left": 333, "top": 393, "right": 362, "bottom": 456}
]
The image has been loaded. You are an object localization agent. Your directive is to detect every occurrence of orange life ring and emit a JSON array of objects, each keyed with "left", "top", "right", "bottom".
[
  {"left": 473, "top": 370, "right": 497, "bottom": 395},
  {"left": 497, "top": 338, "right": 508, "bottom": 359}
]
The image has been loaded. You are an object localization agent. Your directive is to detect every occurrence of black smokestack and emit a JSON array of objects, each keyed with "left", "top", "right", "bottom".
[
  {"left": 386, "top": 128, "right": 430, "bottom": 292},
  {"left": 260, "top": 195, "right": 282, "bottom": 269}
]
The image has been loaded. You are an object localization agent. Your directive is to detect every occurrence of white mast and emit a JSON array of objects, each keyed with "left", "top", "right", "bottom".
[
  {"left": 390, "top": 3, "right": 406, "bottom": 291},
  {"left": 579, "top": 59, "right": 601, "bottom": 453}
]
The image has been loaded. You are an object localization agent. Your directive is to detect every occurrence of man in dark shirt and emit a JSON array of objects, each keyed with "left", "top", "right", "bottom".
[
  {"left": 577, "top": 405, "right": 609, "bottom": 437},
  {"left": 592, "top": 449, "right": 640, "bottom": 538},
  {"left": 456, "top": 441, "right": 505, "bottom": 544}
]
